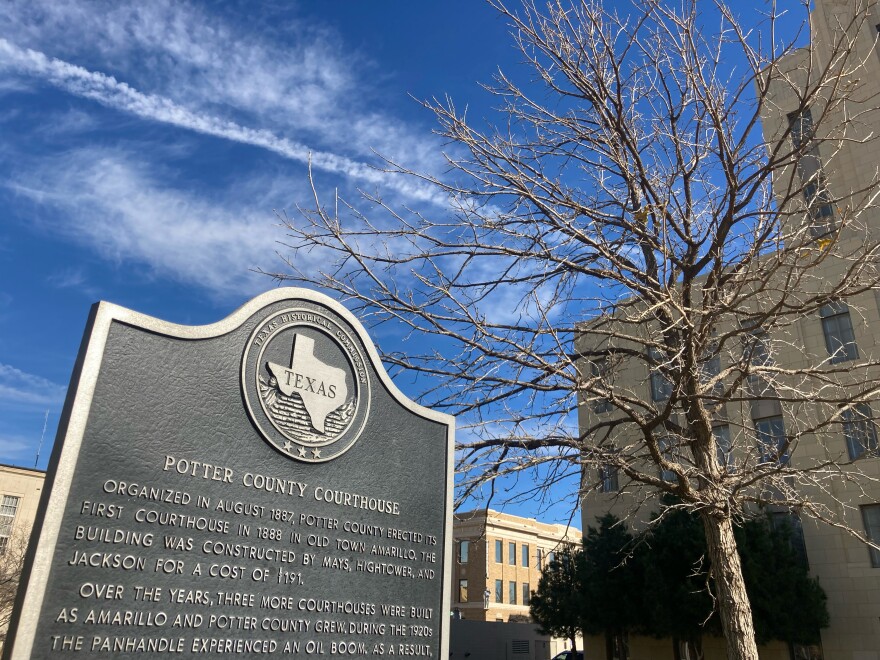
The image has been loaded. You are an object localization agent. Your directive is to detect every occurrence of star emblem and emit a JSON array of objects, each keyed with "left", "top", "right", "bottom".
[
  {"left": 312, "top": 448, "right": 322, "bottom": 459},
  {"left": 298, "top": 446, "right": 307, "bottom": 458},
  {"left": 283, "top": 441, "right": 293, "bottom": 452}
]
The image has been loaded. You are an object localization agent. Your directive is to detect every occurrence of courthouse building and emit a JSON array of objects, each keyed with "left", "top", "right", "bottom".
[
  {"left": 0, "top": 464, "right": 46, "bottom": 651},
  {"left": 578, "top": 0, "right": 880, "bottom": 658},
  {"left": 0, "top": 465, "right": 43, "bottom": 555},
  {"left": 450, "top": 509, "right": 580, "bottom": 623}
]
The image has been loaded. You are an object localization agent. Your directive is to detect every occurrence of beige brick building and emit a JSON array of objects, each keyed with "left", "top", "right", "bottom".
[
  {"left": 578, "top": 1, "right": 880, "bottom": 658},
  {"left": 0, "top": 465, "right": 46, "bottom": 651},
  {"left": 0, "top": 465, "right": 44, "bottom": 553},
  {"left": 756, "top": 2, "right": 880, "bottom": 658},
  {"left": 451, "top": 509, "right": 580, "bottom": 623}
]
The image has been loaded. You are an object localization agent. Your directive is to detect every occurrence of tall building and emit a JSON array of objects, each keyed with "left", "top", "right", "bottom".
[
  {"left": 0, "top": 465, "right": 46, "bottom": 652},
  {"left": 451, "top": 509, "right": 580, "bottom": 623},
  {"left": 756, "top": 2, "right": 880, "bottom": 657},
  {"left": 578, "top": 0, "right": 880, "bottom": 658}
]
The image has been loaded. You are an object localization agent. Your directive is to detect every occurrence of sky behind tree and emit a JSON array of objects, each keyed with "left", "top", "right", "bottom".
[{"left": 0, "top": 0, "right": 802, "bottom": 522}]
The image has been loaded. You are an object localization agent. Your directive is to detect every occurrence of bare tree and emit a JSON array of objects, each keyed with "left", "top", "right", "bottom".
[
  {"left": 271, "top": 1, "right": 880, "bottom": 659},
  {"left": 0, "top": 535, "right": 29, "bottom": 650}
]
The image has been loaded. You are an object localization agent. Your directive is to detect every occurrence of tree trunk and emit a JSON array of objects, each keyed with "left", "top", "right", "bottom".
[
  {"left": 604, "top": 630, "right": 627, "bottom": 660},
  {"left": 569, "top": 635, "right": 577, "bottom": 656},
  {"left": 676, "top": 637, "right": 706, "bottom": 660},
  {"left": 699, "top": 512, "right": 759, "bottom": 660},
  {"left": 673, "top": 637, "right": 682, "bottom": 660}
]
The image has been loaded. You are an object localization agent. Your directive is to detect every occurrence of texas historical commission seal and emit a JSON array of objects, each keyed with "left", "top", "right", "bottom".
[{"left": 241, "top": 306, "right": 370, "bottom": 462}]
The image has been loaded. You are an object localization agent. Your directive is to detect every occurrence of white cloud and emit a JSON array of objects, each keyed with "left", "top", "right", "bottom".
[
  {"left": 0, "top": 363, "right": 66, "bottom": 408},
  {"left": 45, "top": 267, "right": 103, "bottom": 300},
  {"left": 46, "top": 267, "right": 88, "bottom": 290},
  {"left": 34, "top": 108, "right": 98, "bottom": 138},
  {"left": 0, "top": 0, "right": 451, "bottom": 190},
  {"left": 7, "top": 148, "right": 332, "bottom": 297},
  {"left": 0, "top": 0, "right": 351, "bottom": 133},
  {"left": 0, "top": 435, "right": 33, "bottom": 462},
  {"left": 0, "top": 38, "right": 446, "bottom": 206}
]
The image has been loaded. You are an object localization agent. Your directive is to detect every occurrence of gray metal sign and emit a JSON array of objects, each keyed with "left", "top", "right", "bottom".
[{"left": 4, "top": 289, "right": 453, "bottom": 659}]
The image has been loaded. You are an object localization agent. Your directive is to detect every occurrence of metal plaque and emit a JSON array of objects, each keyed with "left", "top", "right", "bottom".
[{"left": 4, "top": 289, "right": 453, "bottom": 660}]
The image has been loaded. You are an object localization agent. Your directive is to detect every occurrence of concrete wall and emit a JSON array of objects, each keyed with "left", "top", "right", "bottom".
[{"left": 450, "top": 620, "right": 578, "bottom": 660}]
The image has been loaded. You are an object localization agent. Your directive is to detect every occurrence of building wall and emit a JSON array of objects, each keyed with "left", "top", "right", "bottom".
[
  {"left": 577, "top": 634, "right": 792, "bottom": 660},
  {"left": 452, "top": 509, "right": 581, "bottom": 623},
  {"left": 579, "top": 1, "right": 880, "bottom": 658},
  {"left": 0, "top": 465, "right": 46, "bottom": 650},
  {"left": 450, "top": 620, "right": 576, "bottom": 660},
  {"left": 747, "top": 2, "right": 880, "bottom": 657}
]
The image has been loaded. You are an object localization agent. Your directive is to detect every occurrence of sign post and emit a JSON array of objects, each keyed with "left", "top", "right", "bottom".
[{"left": 4, "top": 289, "right": 453, "bottom": 659}]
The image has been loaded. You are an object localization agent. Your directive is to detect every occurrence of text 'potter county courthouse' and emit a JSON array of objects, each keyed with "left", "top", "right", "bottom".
[{"left": 578, "top": 1, "right": 880, "bottom": 659}]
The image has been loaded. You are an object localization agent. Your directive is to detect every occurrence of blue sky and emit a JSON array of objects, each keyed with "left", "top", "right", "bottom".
[
  {"left": 0, "top": 0, "right": 803, "bottom": 524},
  {"left": 0, "top": 1, "right": 506, "bottom": 462}
]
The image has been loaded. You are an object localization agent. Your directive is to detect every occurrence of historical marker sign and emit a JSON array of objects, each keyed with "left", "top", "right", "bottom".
[{"left": 5, "top": 289, "right": 453, "bottom": 659}]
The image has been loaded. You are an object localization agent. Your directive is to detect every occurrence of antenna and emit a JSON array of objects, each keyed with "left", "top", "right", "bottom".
[{"left": 35, "top": 409, "right": 48, "bottom": 469}]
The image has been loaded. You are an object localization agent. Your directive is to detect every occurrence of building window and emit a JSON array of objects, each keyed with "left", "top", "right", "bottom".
[
  {"left": 521, "top": 544, "right": 529, "bottom": 567},
  {"left": 509, "top": 581, "right": 517, "bottom": 605},
  {"left": 458, "top": 540, "right": 470, "bottom": 564},
  {"left": 508, "top": 542, "right": 516, "bottom": 565},
  {"left": 742, "top": 324, "right": 773, "bottom": 393},
  {"left": 701, "top": 350, "right": 721, "bottom": 383},
  {"left": 522, "top": 583, "right": 530, "bottom": 606},
  {"left": 861, "top": 504, "right": 880, "bottom": 567},
  {"left": 755, "top": 415, "right": 788, "bottom": 464},
  {"left": 790, "top": 642, "right": 824, "bottom": 660},
  {"left": 536, "top": 548, "right": 543, "bottom": 566},
  {"left": 744, "top": 327, "right": 772, "bottom": 365},
  {"left": 495, "top": 579, "right": 503, "bottom": 603},
  {"left": 714, "top": 424, "right": 733, "bottom": 471},
  {"left": 649, "top": 348, "right": 672, "bottom": 402},
  {"left": 547, "top": 551, "right": 555, "bottom": 564},
  {"left": 699, "top": 337, "right": 723, "bottom": 395},
  {"left": 820, "top": 302, "right": 858, "bottom": 364},
  {"left": 788, "top": 107, "right": 814, "bottom": 149},
  {"left": 589, "top": 355, "right": 613, "bottom": 413},
  {"left": 495, "top": 539, "right": 502, "bottom": 563},
  {"left": 458, "top": 579, "right": 468, "bottom": 602},
  {"left": 599, "top": 464, "right": 619, "bottom": 492},
  {"left": 0, "top": 495, "right": 20, "bottom": 555},
  {"left": 787, "top": 107, "right": 836, "bottom": 238},
  {"left": 843, "top": 404, "right": 878, "bottom": 460},
  {"left": 803, "top": 174, "right": 836, "bottom": 238},
  {"left": 658, "top": 436, "right": 678, "bottom": 482}
]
